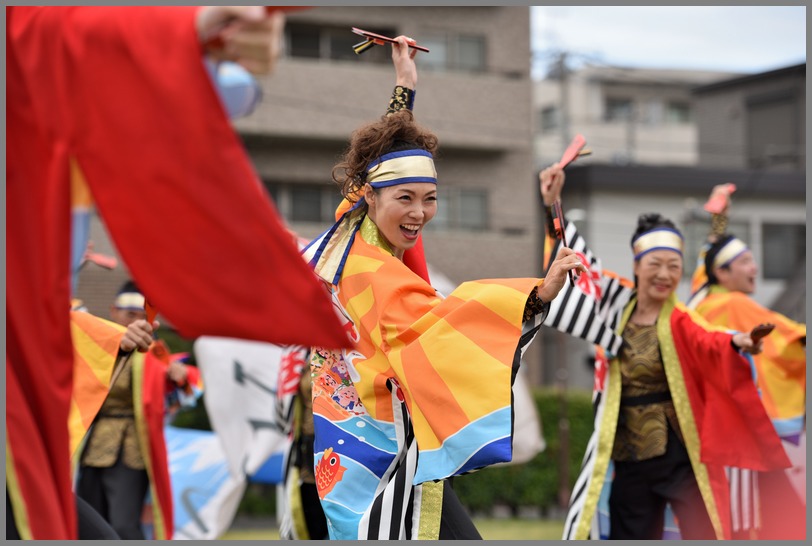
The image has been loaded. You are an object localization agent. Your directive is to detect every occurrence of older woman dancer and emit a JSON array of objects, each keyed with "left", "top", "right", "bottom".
[{"left": 537, "top": 164, "right": 790, "bottom": 540}]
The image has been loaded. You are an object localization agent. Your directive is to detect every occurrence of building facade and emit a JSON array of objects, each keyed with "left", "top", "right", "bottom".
[
  {"left": 693, "top": 64, "right": 806, "bottom": 171},
  {"left": 534, "top": 63, "right": 739, "bottom": 168}
]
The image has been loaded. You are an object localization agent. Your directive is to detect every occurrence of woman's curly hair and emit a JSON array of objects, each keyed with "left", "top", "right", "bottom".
[{"left": 332, "top": 110, "right": 439, "bottom": 202}]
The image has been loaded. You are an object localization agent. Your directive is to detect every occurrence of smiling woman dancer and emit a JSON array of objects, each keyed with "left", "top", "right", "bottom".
[
  {"left": 536, "top": 164, "right": 791, "bottom": 541},
  {"left": 301, "top": 36, "right": 585, "bottom": 540},
  {"left": 687, "top": 184, "right": 806, "bottom": 540}
]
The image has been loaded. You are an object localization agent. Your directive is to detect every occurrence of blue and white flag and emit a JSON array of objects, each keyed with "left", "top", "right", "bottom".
[{"left": 166, "top": 426, "right": 246, "bottom": 540}]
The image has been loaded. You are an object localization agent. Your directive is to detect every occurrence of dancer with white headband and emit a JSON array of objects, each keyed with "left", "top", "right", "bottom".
[
  {"left": 302, "top": 36, "right": 586, "bottom": 540},
  {"left": 688, "top": 184, "right": 806, "bottom": 540},
  {"left": 537, "top": 164, "right": 790, "bottom": 540}
]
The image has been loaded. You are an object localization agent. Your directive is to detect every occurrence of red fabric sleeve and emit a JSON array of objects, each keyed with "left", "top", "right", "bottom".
[
  {"left": 7, "top": 6, "right": 346, "bottom": 539},
  {"left": 141, "top": 351, "right": 175, "bottom": 539},
  {"left": 10, "top": 6, "right": 349, "bottom": 348},
  {"left": 670, "top": 309, "right": 790, "bottom": 471}
]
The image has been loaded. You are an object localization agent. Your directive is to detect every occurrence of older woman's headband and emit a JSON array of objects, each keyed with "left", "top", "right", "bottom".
[
  {"left": 712, "top": 237, "right": 749, "bottom": 270},
  {"left": 632, "top": 227, "right": 684, "bottom": 260},
  {"left": 366, "top": 149, "right": 437, "bottom": 188}
]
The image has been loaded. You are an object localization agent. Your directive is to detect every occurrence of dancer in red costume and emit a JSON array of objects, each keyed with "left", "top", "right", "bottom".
[{"left": 7, "top": 6, "right": 346, "bottom": 539}]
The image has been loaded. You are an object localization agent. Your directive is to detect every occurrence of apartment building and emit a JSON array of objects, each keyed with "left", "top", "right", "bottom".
[{"left": 533, "top": 63, "right": 738, "bottom": 168}]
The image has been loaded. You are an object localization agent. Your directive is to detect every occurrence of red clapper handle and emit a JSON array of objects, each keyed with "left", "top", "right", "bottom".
[
  {"left": 551, "top": 199, "right": 575, "bottom": 288},
  {"left": 704, "top": 183, "right": 737, "bottom": 214},
  {"left": 351, "top": 27, "right": 431, "bottom": 53},
  {"left": 145, "top": 299, "right": 158, "bottom": 324},
  {"left": 558, "top": 134, "right": 587, "bottom": 169}
]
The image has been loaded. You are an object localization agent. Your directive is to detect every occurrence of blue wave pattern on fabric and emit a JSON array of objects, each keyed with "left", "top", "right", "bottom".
[
  {"left": 313, "top": 414, "right": 398, "bottom": 479},
  {"left": 413, "top": 406, "right": 513, "bottom": 483}
]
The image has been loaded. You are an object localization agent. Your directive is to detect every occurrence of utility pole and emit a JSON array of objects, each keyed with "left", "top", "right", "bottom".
[
  {"left": 557, "top": 51, "right": 571, "bottom": 151},
  {"left": 555, "top": 50, "right": 571, "bottom": 513},
  {"left": 625, "top": 101, "right": 637, "bottom": 164}
]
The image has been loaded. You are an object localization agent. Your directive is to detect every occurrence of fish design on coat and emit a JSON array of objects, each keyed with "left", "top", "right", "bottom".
[{"left": 315, "top": 447, "right": 347, "bottom": 497}]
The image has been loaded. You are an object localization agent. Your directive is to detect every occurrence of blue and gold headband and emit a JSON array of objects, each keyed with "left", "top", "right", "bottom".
[
  {"left": 632, "top": 227, "right": 684, "bottom": 260},
  {"left": 711, "top": 237, "right": 748, "bottom": 269},
  {"left": 303, "top": 148, "right": 437, "bottom": 285},
  {"left": 366, "top": 149, "right": 437, "bottom": 188}
]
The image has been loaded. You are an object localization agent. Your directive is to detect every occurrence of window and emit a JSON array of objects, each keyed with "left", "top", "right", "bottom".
[
  {"left": 665, "top": 101, "right": 691, "bottom": 124},
  {"left": 604, "top": 98, "right": 633, "bottom": 122},
  {"left": 458, "top": 191, "right": 488, "bottom": 230},
  {"left": 263, "top": 181, "right": 343, "bottom": 225},
  {"left": 762, "top": 223, "right": 805, "bottom": 279},
  {"left": 287, "top": 24, "right": 320, "bottom": 59},
  {"left": 418, "top": 36, "right": 447, "bottom": 71},
  {"left": 426, "top": 187, "right": 488, "bottom": 231},
  {"left": 416, "top": 34, "right": 486, "bottom": 73},
  {"left": 290, "top": 186, "right": 323, "bottom": 223},
  {"left": 457, "top": 35, "right": 486, "bottom": 72},
  {"left": 540, "top": 106, "right": 558, "bottom": 133},
  {"left": 286, "top": 23, "right": 394, "bottom": 64},
  {"left": 641, "top": 99, "right": 663, "bottom": 125}
]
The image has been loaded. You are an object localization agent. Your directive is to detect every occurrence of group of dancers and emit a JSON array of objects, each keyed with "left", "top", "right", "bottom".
[{"left": 8, "top": 6, "right": 805, "bottom": 541}]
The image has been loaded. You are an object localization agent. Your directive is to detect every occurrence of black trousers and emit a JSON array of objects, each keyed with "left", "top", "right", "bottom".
[
  {"left": 439, "top": 479, "right": 482, "bottom": 540},
  {"left": 76, "top": 455, "right": 149, "bottom": 539},
  {"left": 609, "top": 425, "right": 716, "bottom": 540},
  {"left": 6, "top": 489, "right": 119, "bottom": 540},
  {"left": 76, "top": 494, "right": 121, "bottom": 540},
  {"left": 299, "top": 482, "right": 329, "bottom": 540}
]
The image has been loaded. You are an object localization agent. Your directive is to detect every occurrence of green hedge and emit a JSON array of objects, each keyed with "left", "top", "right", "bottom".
[{"left": 453, "top": 387, "right": 593, "bottom": 516}]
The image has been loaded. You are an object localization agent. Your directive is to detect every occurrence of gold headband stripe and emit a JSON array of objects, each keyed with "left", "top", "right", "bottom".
[
  {"left": 367, "top": 155, "right": 437, "bottom": 185},
  {"left": 633, "top": 230, "right": 684, "bottom": 258},
  {"left": 713, "top": 238, "right": 748, "bottom": 270}
]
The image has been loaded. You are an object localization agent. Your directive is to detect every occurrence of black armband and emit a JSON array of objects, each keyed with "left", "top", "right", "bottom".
[
  {"left": 386, "top": 85, "right": 415, "bottom": 115},
  {"left": 523, "top": 289, "right": 549, "bottom": 322}
]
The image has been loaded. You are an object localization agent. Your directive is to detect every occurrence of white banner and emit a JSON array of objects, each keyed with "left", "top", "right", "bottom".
[{"left": 194, "top": 337, "right": 290, "bottom": 478}]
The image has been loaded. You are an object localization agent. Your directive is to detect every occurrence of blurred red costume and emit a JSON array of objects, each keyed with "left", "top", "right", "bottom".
[{"left": 7, "top": 6, "right": 345, "bottom": 539}]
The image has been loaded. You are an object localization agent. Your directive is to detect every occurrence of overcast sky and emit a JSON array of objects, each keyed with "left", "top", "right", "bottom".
[{"left": 531, "top": 5, "right": 806, "bottom": 79}]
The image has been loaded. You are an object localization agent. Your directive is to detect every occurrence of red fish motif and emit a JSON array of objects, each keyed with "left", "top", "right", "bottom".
[{"left": 315, "top": 447, "right": 347, "bottom": 497}]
